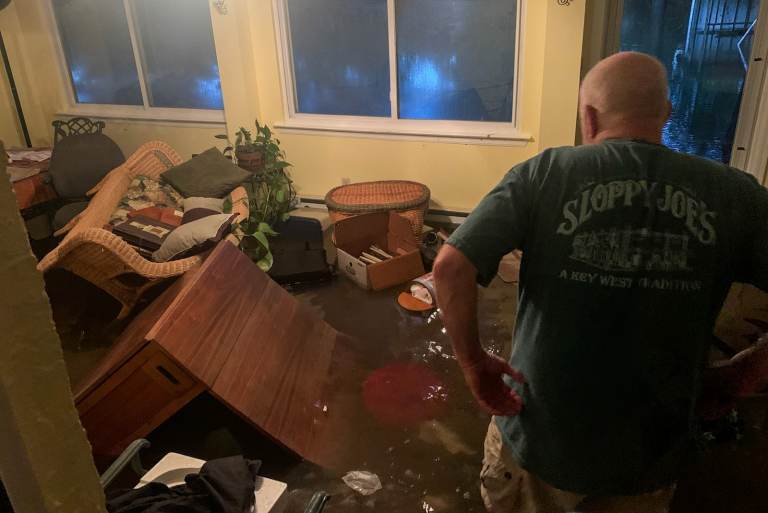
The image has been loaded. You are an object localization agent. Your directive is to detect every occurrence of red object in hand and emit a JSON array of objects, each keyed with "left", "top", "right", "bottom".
[{"left": 362, "top": 362, "right": 448, "bottom": 427}]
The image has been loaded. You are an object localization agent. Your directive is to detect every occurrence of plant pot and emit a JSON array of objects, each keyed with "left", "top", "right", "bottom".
[{"left": 235, "top": 150, "right": 264, "bottom": 173}]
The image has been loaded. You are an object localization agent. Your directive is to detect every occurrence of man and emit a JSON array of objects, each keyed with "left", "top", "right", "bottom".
[{"left": 433, "top": 52, "right": 768, "bottom": 512}]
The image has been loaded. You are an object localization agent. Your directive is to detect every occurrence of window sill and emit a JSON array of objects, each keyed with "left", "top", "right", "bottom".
[
  {"left": 56, "top": 106, "right": 226, "bottom": 126},
  {"left": 273, "top": 118, "right": 533, "bottom": 146}
]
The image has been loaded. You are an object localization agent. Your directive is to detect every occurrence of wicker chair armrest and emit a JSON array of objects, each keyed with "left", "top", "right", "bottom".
[
  {"left": 37, "top": 227, "right": 202, "bottom": 278},
  {"left": 53, "top": 212, "right": 86, "bottom": 237},
  {"left": 86, "top": 167, "right": 120, "bottom": 196}
]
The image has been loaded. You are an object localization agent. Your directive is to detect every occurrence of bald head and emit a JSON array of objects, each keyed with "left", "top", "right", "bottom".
[{"left": 579, "top": 52, "right": 671, "bottom": 144}]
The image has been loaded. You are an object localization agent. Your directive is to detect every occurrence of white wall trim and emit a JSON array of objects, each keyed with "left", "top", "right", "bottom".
[
  {"left": 55, "top": 106, "right": 225, "bottom": 124},
  {"left": 275, "top": 117, "right": 532, "bottom": 145}
]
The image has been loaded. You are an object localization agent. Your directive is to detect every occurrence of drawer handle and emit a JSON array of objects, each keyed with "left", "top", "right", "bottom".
[{"left": 156, "top": 365, "right": 180, "bottom": 385}]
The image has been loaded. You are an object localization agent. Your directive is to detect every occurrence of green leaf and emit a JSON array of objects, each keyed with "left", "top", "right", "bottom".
[
  {"left": 257, "top": 222, "right": 278, "bottom": 236},
  {"left": 256, "top": 250, "right": 274, "bottom": 271},
  {"left": 252, "top": 230, "right": 270, "bottom": 250},
  {"left": 281, "top": 212, "right": 292, "bottom": 222},
  {"left": 215, "top": 134, "right": 229, "bottom": 139},
  {"left": 275, "top": 189, "right": 285, "bottom": 203},
  {"left": 273, "top": 161, "right": 291, "bottom": 169}
]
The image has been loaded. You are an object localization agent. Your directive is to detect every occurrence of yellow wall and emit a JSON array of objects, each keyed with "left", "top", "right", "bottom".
[
  {"left": 102, "top": 121, "right": 225, "bottom": 160},
  {"left": 3, "top": 0, "right": 586, "bottom": 212},
  {"left": 0, "top": 59, "right": 23, "bottom": 147}
]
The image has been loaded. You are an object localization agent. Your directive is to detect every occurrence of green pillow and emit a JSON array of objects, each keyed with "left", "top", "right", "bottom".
[{"left": 160, "top": 147, "right": 251, "bottom": 198}]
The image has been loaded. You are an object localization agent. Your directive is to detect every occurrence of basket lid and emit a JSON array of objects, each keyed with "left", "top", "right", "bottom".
[{"left": 325, "top": 181, "right": 430, "bottom": 213}]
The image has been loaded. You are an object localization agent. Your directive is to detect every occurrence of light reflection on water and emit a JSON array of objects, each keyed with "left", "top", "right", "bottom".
[{"left": 291, "top": 278, "right": 517, "bottom": 511}]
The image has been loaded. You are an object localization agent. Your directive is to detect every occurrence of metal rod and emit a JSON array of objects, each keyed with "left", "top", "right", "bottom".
[
  {"left": 685, "top": 0, "right": 699, "bottom": 56},
  {"left": 714, "top": 0, "right": 729, "bottom": 63},
  {"left": 0, "top": 31, "right": 31, "bottom": 147}
]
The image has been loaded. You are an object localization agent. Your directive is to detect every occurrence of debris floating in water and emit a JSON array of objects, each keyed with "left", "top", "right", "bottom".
[{"left": 342, "top": 470, "right": 382, "bottom": 496}]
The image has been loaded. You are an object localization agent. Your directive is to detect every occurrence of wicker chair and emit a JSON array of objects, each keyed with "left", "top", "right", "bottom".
[{"left": 37, "top": 141, "right": 249, "bottom": 319}]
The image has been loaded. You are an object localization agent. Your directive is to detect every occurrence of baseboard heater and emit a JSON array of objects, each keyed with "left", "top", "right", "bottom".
[{"left": 297, "top": 197, "right": 469, "bottom": 223}]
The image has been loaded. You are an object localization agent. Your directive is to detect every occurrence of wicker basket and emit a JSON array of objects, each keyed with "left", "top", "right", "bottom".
[{"left": 325, "top": 180, "right": 431, "bottom": 239}]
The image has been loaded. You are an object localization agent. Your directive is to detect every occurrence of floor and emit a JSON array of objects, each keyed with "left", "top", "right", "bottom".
[{"left": 45, "top": 260, "right": 768, "bottom": 513}]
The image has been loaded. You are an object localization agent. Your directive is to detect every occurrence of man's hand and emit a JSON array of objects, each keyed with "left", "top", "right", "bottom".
[{"left": 460, "top": 352, "right": 525, "bottom": 416}]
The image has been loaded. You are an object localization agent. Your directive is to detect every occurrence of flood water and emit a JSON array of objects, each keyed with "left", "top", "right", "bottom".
[
  {"left": 52, "top": 263, "right": 768, "bottom": 512},
  {"left": 272, "top": 277, "right": 519, "bottom": 512}
]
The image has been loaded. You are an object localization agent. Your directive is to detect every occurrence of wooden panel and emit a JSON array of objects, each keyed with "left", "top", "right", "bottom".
[
  {"left": 73, "top": 271, "right": 195, "bottom": 401},
  {"left": 78, "top": 344, "right": 203, "bottom": 456},
  {"left": 75, "top": 242, "right": 366, "bottom": 465},
  {"left": 210, "top": 282, "right": 339, "bottom": 461},
  {"left": 148, "top": 243, "right": 265, "bottom": 385}
]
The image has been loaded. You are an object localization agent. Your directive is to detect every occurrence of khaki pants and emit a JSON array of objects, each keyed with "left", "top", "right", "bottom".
[{"left": 480, "top": 421, "right": 676, "bottom": 513}]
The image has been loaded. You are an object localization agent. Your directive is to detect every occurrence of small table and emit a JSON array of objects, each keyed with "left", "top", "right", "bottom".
[{"left": 6, "top": 148, "right": 57, "bottom": 213}]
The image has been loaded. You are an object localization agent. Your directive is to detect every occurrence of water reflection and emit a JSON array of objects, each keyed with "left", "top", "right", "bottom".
[
  {"left": 621, "top": 0, "right": 759, "bottom": 163},
  {"left": 291, "top": 278, "right": 517, "bottom": 511}
]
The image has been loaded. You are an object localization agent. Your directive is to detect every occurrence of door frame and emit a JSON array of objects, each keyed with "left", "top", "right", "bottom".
[
  {"left": 732, "top": 0, "right": 768, "bottom": 184},
  {"left": 581, "top": 0, "right": 768, "bottom": 183}
]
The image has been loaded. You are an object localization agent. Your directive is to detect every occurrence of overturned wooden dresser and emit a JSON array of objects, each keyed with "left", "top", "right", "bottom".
[{"left": 74, "top": 241, "right": 359, "bottom": 466}]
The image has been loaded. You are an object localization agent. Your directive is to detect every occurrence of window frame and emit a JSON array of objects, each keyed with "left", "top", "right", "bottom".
[
  {"left": 272, "top": 0, "right": 530, "bottom": 143},
  {"left": 46, "top": 0, "right": 225, "bottom": 124}
]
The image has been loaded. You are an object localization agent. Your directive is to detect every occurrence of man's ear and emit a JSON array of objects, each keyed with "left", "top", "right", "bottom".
[{"left": 581, "top": 105, "right": 599, "bottom": 143}]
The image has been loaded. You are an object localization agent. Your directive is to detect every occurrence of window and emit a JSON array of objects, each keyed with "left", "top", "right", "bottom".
[
  {"left": 51, "top": 0, "right": 223, "bottom": 116},
  {"left": 277, "top": 0, "right": 523, "bottom": 139}
]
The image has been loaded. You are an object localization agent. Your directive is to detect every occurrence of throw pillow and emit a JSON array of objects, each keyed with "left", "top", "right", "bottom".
[
  {"left": 160, "top": 148, "right": 251, "bottom": 198},
  {"left": 183, "top": 196, "right": 224, "bottom": 212},
  {"left": 182, "top": 208, "right": 221, "bottom": 225},
  {"left": 152, "top": 213, "right": 237, "bottom": 262},
  {"left": 181, "top": 196, "right": 225, "bottom": 224}
]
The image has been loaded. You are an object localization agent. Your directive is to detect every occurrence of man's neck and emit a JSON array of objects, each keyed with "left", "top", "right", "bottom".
[{"left": 592, "top": 126, "right": 663, "bottom": 145}]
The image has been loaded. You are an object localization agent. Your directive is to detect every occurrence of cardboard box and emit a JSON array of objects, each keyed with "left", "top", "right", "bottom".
[{"left": 334, "top": 211, "right": 425, "bottom": 291}]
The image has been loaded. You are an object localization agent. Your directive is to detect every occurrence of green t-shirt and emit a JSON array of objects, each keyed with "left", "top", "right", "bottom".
[{"left": 448, "top": 139, "right": 768, "bottom": 495}]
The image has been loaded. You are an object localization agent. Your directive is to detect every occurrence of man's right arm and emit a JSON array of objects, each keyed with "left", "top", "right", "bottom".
[{"left": 433, "top": 245, "right": 525, "bottom": 416}]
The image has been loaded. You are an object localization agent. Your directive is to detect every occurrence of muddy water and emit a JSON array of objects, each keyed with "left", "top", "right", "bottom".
[{"left": 278, "top": 277, "right": 519, "bottom": 512}]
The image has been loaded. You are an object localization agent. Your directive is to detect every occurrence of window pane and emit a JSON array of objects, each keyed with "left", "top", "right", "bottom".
[
  {"left": 287, "top": 0, "right": 390, "bottom": 117},
  {"left": 133, "top": 0, "right": 223, "bottom": 110},
  {"left": 396, "top": 0, "right": 517, "bottom": 122},
  {"left": 52, "top": 0, "right": 142, "bottom": 105},
  {"left": 621, "top": 0, "right": 760, "bottom": 163}
]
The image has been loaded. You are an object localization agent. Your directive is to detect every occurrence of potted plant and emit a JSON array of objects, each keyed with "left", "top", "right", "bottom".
[{"left": 219, "top": 121, "right": 296, "bottom": 271}]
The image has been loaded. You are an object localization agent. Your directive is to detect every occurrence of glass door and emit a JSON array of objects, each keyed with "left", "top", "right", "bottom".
[{"left": 620, "top": 0, "right": 760, "bottom": 164}]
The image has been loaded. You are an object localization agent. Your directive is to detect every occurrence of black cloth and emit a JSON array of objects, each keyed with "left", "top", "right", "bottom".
[{"left": 107, "top": 456, "right": 261, "bottom": 513}]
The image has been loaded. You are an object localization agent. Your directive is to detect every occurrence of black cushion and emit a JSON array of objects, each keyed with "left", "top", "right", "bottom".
[
  {"left": 53, "top": 201, "right": 89, "bottom": 231},
  {"left": 49, "top": 133, "right": 125, "bottom": 199},
  {"left": 160, "top": 147, "right": 251, "bottom": 198}
]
